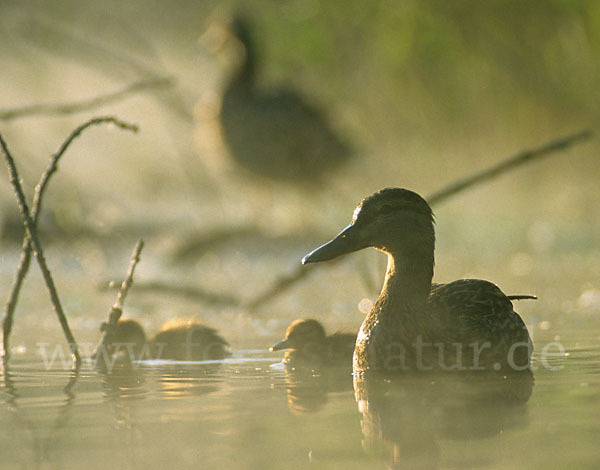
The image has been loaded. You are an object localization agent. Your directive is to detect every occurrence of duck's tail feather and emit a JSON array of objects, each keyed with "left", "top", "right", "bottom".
[{"left": 508, "top": 294, "right": 538, "bottom": 301}]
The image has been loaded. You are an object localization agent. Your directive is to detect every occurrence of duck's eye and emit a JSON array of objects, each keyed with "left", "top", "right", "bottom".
[{"left": 379, "top": 204, "right": 393, "bottom": 215}]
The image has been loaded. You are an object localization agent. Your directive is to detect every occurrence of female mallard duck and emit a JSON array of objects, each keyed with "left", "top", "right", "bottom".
[
  {"left": 214, "top": 14, "right": 352, "bottom": 184},
  {"left": 93, "top": 318, "right": 230, "bottom": 363},
  {"left": 270, "top": 318, "right": 356, "bottom": 367},
  {"left": 302, "top": 188, "right": 533, "bottom": 376}
]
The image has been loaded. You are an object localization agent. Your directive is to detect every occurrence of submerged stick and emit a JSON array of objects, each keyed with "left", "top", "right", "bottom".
[
  {"left": 246, "top": 129, "right": 593, "bottom": 310},
  {"left": 427, "top": 129, "right": 593, "bottom": 205},
  {"left": 0, "top": 77, "right": 173, "bottom": 121},
  {"left": 1, "top": 135, "right": 80, "bottom": 365},
  {"left": 1, "top": 117, "right": 138, "bottom": 358}
]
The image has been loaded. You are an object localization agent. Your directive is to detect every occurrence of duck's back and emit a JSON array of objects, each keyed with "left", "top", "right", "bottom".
[
  {"left": 428, "top": 279, "right": 532, "bottom": 371},
  {"left": 220, "top": 86, "right": 352, "bottom": 182},
  {"left": 150, "top": 323, "right": 230, "bottom": 361}
]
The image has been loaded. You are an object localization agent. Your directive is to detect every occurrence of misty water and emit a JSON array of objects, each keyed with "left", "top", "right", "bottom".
[{"left": 1, "top": 328, "right": 600, "bottom": 469}]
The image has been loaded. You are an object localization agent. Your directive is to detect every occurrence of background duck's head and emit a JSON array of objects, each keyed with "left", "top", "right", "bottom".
[
  {"left": 229, "top": 14, "right": 252, "bottom": 51},
  {"left": 200, "top": 12, "right": 255, "bottom": 84},
  {"left": 270, "top": 318, "right": 327, "bottom": 352},
  {"left": 302, "top": 188, "right": 435, "bottom": 263}
]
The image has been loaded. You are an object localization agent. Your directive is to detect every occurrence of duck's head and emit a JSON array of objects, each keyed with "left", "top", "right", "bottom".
[
  {"left": 229, "top": 14, "right": 252, "bottom": 49},
  {"left": 200, "top": 12, "right": 255, "bottom": 84},
  {"left": 302, "top": 188, "right": 435, "bottom": 264},
  {"left": 270, "top": 319, "right": 327, "bottom": 352},
  {"left": 92, "top": 319, "right": 147, "bottom": 363}
]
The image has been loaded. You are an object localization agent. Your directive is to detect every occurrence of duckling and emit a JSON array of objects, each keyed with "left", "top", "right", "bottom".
[
  {"left": 211, "top": 14, "right": 352, "bottom": 184},
  {"left": 92, "top": 318, "right": 230, "bottom": 364},
  {"left": 150, "top": 318, "right": 230, "bottom": 361},
  {"left": 270, "top": 318, "right": 356, "bottom": 367},
  {"left": 93, "top": 318, "right": 147, "bottom": 364},
  {"left": 302, "top": 188, "right": 533, "bottom": 376}
]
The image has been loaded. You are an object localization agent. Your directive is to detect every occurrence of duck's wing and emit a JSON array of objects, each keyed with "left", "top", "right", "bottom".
[{"left": 428, "top": 280, "right": 532, "bottom": 369}]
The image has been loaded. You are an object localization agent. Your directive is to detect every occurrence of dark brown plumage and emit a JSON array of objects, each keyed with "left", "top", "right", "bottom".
[
  {"left": 150, "top": 320, "right": 230, "bottom": 361},
  {"left": 302, "top": 188, "right": 533, "bottom": 378},
  {"left": 218, "top": 15, "right": 352, "bottom": 184},
  {"left": 93, "top": 319, "right": 147, "bottom": 363},
  {"left": 92, "top": 318, "right": 230, "bottom": 363},
  {"left": 270, "top": 318, "right": 356, "bottom": 367}
]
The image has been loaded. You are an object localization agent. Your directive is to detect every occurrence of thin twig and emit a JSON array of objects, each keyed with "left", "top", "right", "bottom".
[
  {"left": 427, "top": 129, "right": 593, "bottom": 205},
  {"left": 170, "top": 225, "right": 262, "bottom": 264},
  {"left": 1, "top": 117, "right": 138, "bottom": 358},
  {"left": 0, "top": 78, "right": 173, "bottom": 121},
  {"left": 246, "top": 129, "right": 594, "bottom": 311},
  {"left": 92, "top": 241, "right": 144, "bottom": 365},
  {"left": 1, "top": 135, "right": 80, "bottom": 366},
  {"left": 108, "top": 240, "right": 145, "bottom": 326}
]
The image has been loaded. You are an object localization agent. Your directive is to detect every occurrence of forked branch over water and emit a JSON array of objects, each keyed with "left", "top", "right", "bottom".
[
  {"left": 1, "top": 134, "right": 81, "bottom": 365},
  {"left": 245, "top": 129, "right": 594, "bottom": 311},
  {"left": 1, "top": 116, "right": 138, "bottom": 361}
]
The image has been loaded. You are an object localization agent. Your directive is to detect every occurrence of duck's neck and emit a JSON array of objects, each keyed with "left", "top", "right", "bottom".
[{"left": 379, "top": 247, "right": 434, "bottom": 312}]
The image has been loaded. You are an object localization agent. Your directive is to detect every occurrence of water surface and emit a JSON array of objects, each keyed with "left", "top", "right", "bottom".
[{"left": 2, "top": 330, "right": 599, "bottom": 469}]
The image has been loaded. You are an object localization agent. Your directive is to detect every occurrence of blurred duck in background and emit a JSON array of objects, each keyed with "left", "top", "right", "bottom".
[
  {"left": 92, "top": 318, "right": 230, "bottom": 365},
  {"left": 200, "top": 13, "right": 353, "bottom": 185}
]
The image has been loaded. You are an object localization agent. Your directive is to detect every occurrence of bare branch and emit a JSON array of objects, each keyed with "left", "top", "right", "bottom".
[
  {"left": 92, "top": 240, "right": 144, "bottom": 366},
  {"left": 0, "top": 78, "right": 173, "bottom": 121},
  {"left": 427, "top": 129, "right": 593, "bottom": 205},
  {"left": 244, "top": 265, "right": 312, "bottom": 311},
  {"left": 108, "top": 240, "right": 145, "bottom": 326},
  {"left": 100, "top": 279, "right": 241, "bottom": 307},
  {"left": 2, "top": 116, "right": 137, "bottom": 359},
  {"left": 1, "top": 134, "right": 80, "bottom": 366}
]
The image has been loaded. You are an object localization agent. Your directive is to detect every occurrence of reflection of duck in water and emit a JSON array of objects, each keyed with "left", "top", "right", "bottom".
[
  {"left": 207, "top": 14, "right": 353, "bottom": 184},
  {"left": 353, "top": 373, "right": 530, "bottom": 468},
  {"left": 303, "top": 188, "right": 533, "bottom": 389},
  {"left": 270, "top": 318, "right": 356, "bottom": 368},
  {"left": 93, "top": 318, "right": 230, "bottom": 365},
  {"left": 270, "top": 319, "right": 355, "bottom": 414}
]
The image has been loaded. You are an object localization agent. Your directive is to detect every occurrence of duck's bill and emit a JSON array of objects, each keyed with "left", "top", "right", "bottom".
[
  {"left": 302, "top": 224, "right": 364, "bottom": 264},
  {"left": 269, "top": 339, "right": 290, "bottom": 352}
]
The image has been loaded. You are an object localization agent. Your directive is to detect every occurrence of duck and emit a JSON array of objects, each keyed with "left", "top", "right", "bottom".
[
  {"left": 209, "top": 13, "right": 353, "bottom": 184},
  {"left": 302, "top": 188, "right": 533, "bottom": 377},
  {"left": 150, "top": 318, "right": 230, "bottom": 361},
  {"left": 270, "top": 318, "right": 356, "bottom": 367},
  {"left": 92, "top": 318, "right": 230, "bottom": 364}
]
